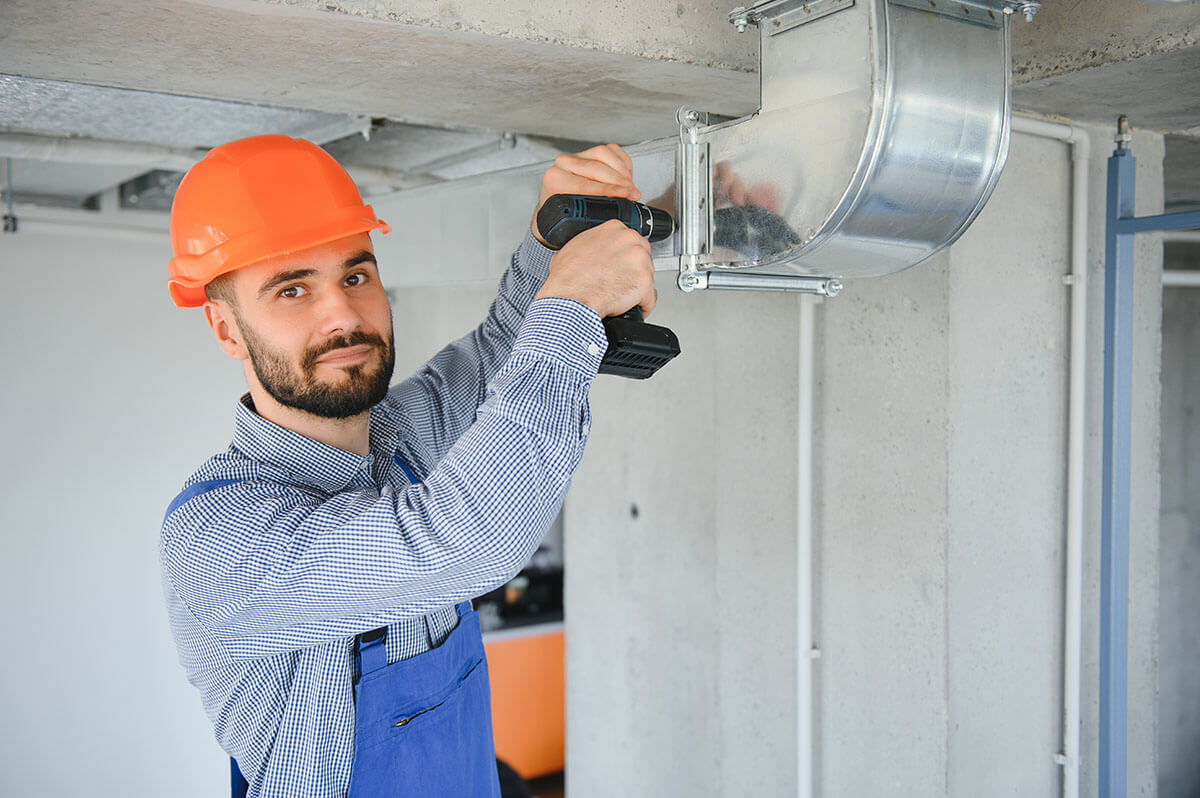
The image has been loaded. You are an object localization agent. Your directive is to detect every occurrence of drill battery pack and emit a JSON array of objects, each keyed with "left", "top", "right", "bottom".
[{"left": 599, "top": 307, "right": 681, "bottom": 380}]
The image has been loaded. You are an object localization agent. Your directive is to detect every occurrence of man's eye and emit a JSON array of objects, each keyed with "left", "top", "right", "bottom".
[
  {"left": 279, "top": 285, "right": 306, "bottom": 299},
  {"left": 345, "top": 272, "right": 367, "bottom": 287}
]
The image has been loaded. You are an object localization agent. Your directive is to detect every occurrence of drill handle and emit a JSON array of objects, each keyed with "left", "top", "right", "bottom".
[{"left": 615, "top": 306, "right": 645, "bottom": 324}]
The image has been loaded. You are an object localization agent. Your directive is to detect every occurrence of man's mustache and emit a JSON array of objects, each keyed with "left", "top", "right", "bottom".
[{"left": 301, "top": 330, "right": 389, "bottom": 372}]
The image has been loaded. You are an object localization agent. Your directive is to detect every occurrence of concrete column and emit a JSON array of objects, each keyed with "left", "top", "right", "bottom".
[
  {"left": 814, "top": 252, "right": 952, "bottom": 796},
  {"left": 1157, "top": 242, "right": 1200, "bottom": 798},
  {"left": 565, "top": 283, "right": 801, "bottom": 796}
]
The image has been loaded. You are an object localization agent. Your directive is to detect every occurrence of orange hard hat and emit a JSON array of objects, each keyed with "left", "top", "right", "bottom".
[{"left": 167, "top": 135, "right": 391, "bottom": 307}]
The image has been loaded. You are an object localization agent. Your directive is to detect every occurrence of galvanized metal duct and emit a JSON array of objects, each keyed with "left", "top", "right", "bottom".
[{"left": 663, "top": 0, "right": 1036, "bottom": 293}]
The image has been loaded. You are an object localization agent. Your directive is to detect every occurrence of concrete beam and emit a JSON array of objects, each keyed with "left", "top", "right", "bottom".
[
  {"left": 1011, "top": 0, "right": 1200, "bottom": 134},
  {"left": 266, "top": 0, "right": 758, "bottom": 72},
  {"left": 1012, "top": 0, "right": 1200, "bottom": 84},
  {"left": 2, "top": 0, "right": 1198, "bottom": 143},
  {"left": 0, "top": 0, "right": 759, "bottom": 144}
]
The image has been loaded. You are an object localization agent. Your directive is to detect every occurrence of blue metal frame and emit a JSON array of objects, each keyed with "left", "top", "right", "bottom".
[{"left": 1101, "top": 134, "right": 1200, "bottom": 798}]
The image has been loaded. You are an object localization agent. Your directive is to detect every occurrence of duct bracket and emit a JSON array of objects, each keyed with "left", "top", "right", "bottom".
[
  {"left": 731, "top": 0, "right": 1040, "bottom": 30},
  {"left": 677, "top": 106, "right": 713, "bottom": 291},
  {"left": 729, "top": 0, "right": 856, "bottom": 35},
  {"left": 890, "top": 0, "right": 1040, "bottom": 25},
  {"left": 681, "top": 271, "right": 844, "bottom": 296}
]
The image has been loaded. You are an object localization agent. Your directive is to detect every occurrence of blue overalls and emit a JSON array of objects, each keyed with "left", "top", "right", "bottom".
[{"left": 166, "top": 452, "right": 502, "bottom": 798}]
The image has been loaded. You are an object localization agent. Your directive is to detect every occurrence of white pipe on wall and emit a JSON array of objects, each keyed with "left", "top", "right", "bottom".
[
  {"left": 0, "top": 132, "right": 427, "bottom": 189},
  {"left": 1163, "top": 270, "right": 1200, "bottom": 287},
  {"left": 1010, "top": 114, "right": 1091, "bottom": 798},
  {"left": 0, "top": 132, "right": 204, "bottom": 171},
  {"left": 5, "top": 202, "right": 167, "bottom": 242},
  {"left": 797, "top": 294, "right": 816, "bottom": 798}
]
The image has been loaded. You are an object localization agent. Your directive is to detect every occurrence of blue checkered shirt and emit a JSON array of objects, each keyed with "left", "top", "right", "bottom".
[{"left": 160, "top": 234, "right": 607, "bottom": 798}]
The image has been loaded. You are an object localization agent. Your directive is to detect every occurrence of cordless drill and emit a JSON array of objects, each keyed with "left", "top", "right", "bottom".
[{"left": 535, "top": 194, "right": 681, "bottom": 380}]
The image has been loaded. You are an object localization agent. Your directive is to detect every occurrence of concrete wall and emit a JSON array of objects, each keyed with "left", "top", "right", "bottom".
[
  {"left": 564, "top": 127, "right": 1166, "bottom": 796},
  {"left": 1158, "top": 243, "right": 1200, "bottom": 798}
]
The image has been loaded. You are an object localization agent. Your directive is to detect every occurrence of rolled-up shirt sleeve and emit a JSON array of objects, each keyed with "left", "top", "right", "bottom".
[{"left": 161, "top": 297, "right": 607, "bottom": 660}]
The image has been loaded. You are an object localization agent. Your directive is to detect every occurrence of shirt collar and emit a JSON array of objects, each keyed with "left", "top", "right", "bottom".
[{"left": 231, "top": 394, "right": 401, "bottom": 494}]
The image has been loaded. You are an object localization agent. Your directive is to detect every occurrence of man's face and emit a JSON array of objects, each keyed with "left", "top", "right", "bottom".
[{"left": 215, "top": 233, "right": 395, "bottom": 419}]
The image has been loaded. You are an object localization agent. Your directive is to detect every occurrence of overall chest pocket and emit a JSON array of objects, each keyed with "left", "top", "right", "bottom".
[
  {"left": 385, "top": 657, "right": 484, "bottom": 735},
  {"left": 348, "top": 654, "right": 499, "bottom": 798}
]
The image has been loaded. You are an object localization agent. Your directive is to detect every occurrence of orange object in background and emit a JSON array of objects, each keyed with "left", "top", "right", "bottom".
[{"left": 484, "top": 627, "right": 565, "bottom": 780}]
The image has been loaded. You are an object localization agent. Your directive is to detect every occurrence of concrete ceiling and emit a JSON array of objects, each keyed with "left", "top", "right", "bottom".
[{"left": 1, "top": 0, "right": 1198, "bottom": 210}]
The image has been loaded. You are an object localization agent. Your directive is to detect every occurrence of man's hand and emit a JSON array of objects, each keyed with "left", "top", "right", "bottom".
[
  {"left": 531, "top": 143, "right": 640, "bottom": 248},
  {"left": 532, "top": 143, "right": 656, "bottom": 320},
  {"left": 535, "top": 220, "right": 657, "bottom": 321}
]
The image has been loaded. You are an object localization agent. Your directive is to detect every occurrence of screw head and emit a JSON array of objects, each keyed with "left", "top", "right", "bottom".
[{"left": 730, "top": 5, "right": 749, "bottom": 32}]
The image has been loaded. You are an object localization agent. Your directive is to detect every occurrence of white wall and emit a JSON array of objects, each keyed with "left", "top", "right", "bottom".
[{"left": 0, "top": 222, "right": 239, "bottom": 795}]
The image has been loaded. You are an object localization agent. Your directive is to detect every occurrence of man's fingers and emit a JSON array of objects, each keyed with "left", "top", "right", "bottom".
[
  {"left": 573, "top": 143, "right": 634, "bottom": 179},
  {"left": 638, "top": 283, "right": 659, "bottom": 318},
  {"left": 532, "top": 144, "right": 643, "bottom": 248},
  {"left": 551, "top": 154, "right": 637, "bottom": 194},
  {"left": 551, "top": 175, "right": 640, "bottom": 201},
  {"left": 536, "top": 220, "right": 657, "bottom": 319},
  {"left": 616, "top": 225, "right": 656, "bottom": 318}
]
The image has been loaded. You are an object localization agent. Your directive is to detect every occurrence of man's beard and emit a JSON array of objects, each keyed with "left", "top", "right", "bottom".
[{"left": 241, "top": 321, "right": 395, "bottom": 419}]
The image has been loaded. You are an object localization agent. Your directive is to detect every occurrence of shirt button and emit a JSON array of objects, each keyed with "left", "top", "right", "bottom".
[{"left": 587, "top": 342, "right": 601, "bottom": 357}]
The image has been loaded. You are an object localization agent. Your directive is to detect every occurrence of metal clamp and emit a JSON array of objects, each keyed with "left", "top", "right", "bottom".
[
  {"left": 891, "top": 0, "right": 1040, "bottom": 24},
  {"left": 680, "top": 269, "right": 844, "bottom": 297},
  {"left": 729, "top": 0, "right": 855, "bottom": 35},
  {"left": 677, "top": 106, "right": 713, "bottom": 291}
]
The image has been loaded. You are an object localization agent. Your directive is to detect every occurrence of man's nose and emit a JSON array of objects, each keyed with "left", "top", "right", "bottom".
[{"left": 315, "top": 286, "right": 364, "bottom": 336}]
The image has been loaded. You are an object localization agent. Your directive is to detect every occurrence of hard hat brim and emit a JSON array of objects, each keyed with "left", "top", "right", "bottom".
[{"left": 168, "top": 207, "right": 391, "bottom": 308}]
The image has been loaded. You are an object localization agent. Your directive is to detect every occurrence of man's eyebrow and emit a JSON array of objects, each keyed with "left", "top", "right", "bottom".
[
  {"left": 344, "top": 251, "right": 377, "bottom": 270},
  {"left": 257, "top": 268, "right": 316, "bottom": 299},
  {"left": 255, "top": 253, "right": 375, "bottom": 298}
]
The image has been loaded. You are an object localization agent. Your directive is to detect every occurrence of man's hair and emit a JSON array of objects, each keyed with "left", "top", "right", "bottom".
[{"left": 204, "top": 272, "right": 238, "bottom": 307}]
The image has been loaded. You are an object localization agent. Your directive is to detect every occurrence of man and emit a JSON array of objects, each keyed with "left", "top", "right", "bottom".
[{"left": 160, "top": 134, "right": 656, "bottom": 797}]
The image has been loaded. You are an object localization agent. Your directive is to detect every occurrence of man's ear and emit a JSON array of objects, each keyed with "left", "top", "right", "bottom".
[{"left": 203, "top": 300, "right": 249, "bottom": 361}]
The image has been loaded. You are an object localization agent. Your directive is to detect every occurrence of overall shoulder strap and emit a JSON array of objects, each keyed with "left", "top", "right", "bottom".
[
  {"left": 391, "top": 451, "right": 421, "bottom": 485},
  {"left": 166, "top": 476, "right": 252, "bottom": 798},
  {"left": 231, "top": 758, "right": 249, "bottom": 798},
  {"left": 163, "top": 478, "right": 243, "bottom": 523}
]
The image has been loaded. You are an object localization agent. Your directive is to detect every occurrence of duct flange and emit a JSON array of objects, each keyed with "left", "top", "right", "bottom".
[{"left": 675, "top": 0, "right": 1022, "bottom": 290}]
